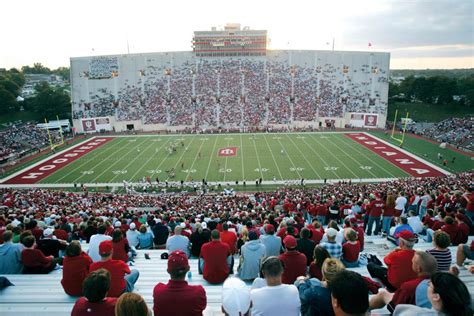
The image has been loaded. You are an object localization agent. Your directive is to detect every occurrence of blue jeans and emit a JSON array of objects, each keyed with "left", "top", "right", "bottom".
[
  {"left": 342, "top": 258, "right": 359, "bottom": 268},
  {"left": 424, "top": 229, "right": 434, "bottom": 243},
  {"left": 367, "top": 216, "right": 381, "bottom": 236},
  {"left": 125, "top": 269, "right": 140, "bottom": 292},
  {"left": 316, "top": 215, "right": 326, "bottom": 225},
  {"left": 465, "top": 211, "right": 474, "bottom": 224},
  {"left": 418, "top": 206, "right": 427, "bottom": 220},
  {"left": 382, "top": 216, "right": 392, "bottom": 235}
]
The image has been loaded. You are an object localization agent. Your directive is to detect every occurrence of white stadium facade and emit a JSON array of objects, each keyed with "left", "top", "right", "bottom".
[{"left": 70, "top": 25, "right": 390, "bottom": 133}]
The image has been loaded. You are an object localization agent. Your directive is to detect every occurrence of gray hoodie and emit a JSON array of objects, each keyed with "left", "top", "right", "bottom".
[{"left": 0, "top": 242, "right": 23, "bottom": 274}]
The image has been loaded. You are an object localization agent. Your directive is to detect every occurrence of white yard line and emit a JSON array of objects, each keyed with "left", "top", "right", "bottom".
[
  {"left": 365, "top": 132, "right": 451, "bottom": 175},
  {"left": 284, "top": 134, "right": 322, "bottom": 179},
  {"left": 128, "top": 137, "right": 172, "bottom": 181},
  {"left": 55, "top": 138, "right": 128, "bottom": 183},
  {"left": 240, "top": 134, "right": 245, "bottom": 180},
  {"left": 271, "top": 135, "right": 302, "bottom": 179},
  {"left": 185, "top": 138, "right": 207, "bottom": 181},
  {"left": 1, "top": 137, "right": 95, "bottom": 183},
  {"left": 328, "top": 134, "right": 379, "bottom": 178},
  {"left": 168, "top": 135, "right": 197, "bottom": 181},
  {"left": 340, "top": 134, "right": 400, "bottom": 178},
  {"left": 303, "top": 134, "right": 342, "bottom": 178},
  {"left": 204, "top": 136, "right": 219, "bottom": 180},
  {"left": 91, "top": 138, "right": 150, "bottom": 182},
  {"left": 306, "top": 134, "right": 359, "bottom": 178},
  {"left": 223, "top": 138, "right": 231, "bottom": 182},
  {"left": 251, "top": 134, "right": 265, "bottom": 180}
]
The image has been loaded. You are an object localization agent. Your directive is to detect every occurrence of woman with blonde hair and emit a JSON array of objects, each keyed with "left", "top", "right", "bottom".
[
  {"left": 296, "top": 258, "right": 345, "bottom": 315},
  {"left": 115, "top": 292, "right": 150, "bottom": 316}
]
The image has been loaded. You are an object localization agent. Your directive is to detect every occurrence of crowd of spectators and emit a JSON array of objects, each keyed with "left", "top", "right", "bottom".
[
  {"left": 73, "top": 58, "right": 387, "bottom": 128},
  {"left": 0, "top": 124, "right": 63, "bottom": 165},
  {"left": 0, "top": 171, "right": 473, "bottom": 315},
  {"left": 421, "top": 116, "right": 473, "bottom": 151}
]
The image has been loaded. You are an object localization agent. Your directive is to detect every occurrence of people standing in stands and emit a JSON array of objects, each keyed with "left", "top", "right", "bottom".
[
  {"left": 367, "top": 230, "right": 417, "bottom": 291},
  {"left": 21, "top": 235, "right": 62, "bottom": 274},
  {"left": 426, "top": 231, "right": 452, "bottom": 272},
  {"left": 330, "top": 270, "right": 369, "bottom": 316},
  {"left": 250, "top": 256, "right": 301, "bottom": 316},
  {"left": 89, "top": 240, "right": 139, "bottom": 297},
  {"left": 259, "top": 224, "right": 282, "bottom": 257},
  {"left": 238, "top": 230, "right": 266, "bottom": 281},
  {"left": 71, "top": 269, "right": 117, "bottom": 316},
  {"left": 366, "top": 193, "right": 384, "bottom": 236},
  {"left": 166, "top": 226, "right": 190, "bottom": 258},
  {"left": 88, "top": 225, "right": 112, "bottom": 262},
  {"left": 115, "top": 293, "right": 150, "bottom": 316},
  {"left": 279, "top": 235, "right": 306, "bottom": 284},
  {"left": 0, "top": 230, "right": 23, "bottom": 274},
  {"left": 153, "top": 250, "right": 206, "bottom": 315},
  {"left": 296, "top": 258, "right": 345, "bottom": 316},
  {"left": 382, "top": 193, "right": 396, "bottom": 236},
  {"left": 393, "top": 272, "right": 472, "bottom": 316},
  {"left": 369, "top": 251, "right": 438, "bottom": 313},
  {"left": 200, "top": 229, "right": 232, "bottom": 284},
  {"left": 37, "top": 227, "right": 68, "bottom": 258},
  {"left": 61, "top": 241, "right": 93, "bottom": 296}
]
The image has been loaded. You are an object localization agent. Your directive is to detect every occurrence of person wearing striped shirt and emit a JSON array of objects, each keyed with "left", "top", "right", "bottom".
[{"left": 426, "top": 230, "right": 452, "bottom": 272}]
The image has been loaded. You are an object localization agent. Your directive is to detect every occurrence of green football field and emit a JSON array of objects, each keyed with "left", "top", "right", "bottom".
[{"left": 37, "top": 132, "right": 416, "bottom": 184}]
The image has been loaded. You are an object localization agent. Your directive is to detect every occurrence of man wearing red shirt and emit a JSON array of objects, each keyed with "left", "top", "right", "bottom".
[
  {"left": 71, "top": 269, "right": 117, "bottom": 316},
  {"left": 61, "top": 241, "right": 93, "bottom": 296},
  {"left": 21, "top": 235, "right": 61, "bottom": 274},
  {"left": 279, "top": 235, "right": 307, "bottom": 284},
  {"left": 89, "top": 240, "right": 139, "bottom": 297},
  {"left": 369, "top": 251, "right": 438, "bottom": 312},
  {"left": 440, "top": 216, "right": 457, "bottom": 244},
  {"left": 315, "top": 201, "right": 328, "bottom": 225},
  {"left": 453, "top": 214, "right": 469, "bottom": 245},
  {"left": 220, "top": 223, "right": 237, "bottom": 255},
  {"left": 200, "top": 230, "right": 231, "bottom": 284},
  {"left": 153, "top": 250, "right": 206, "bottom": 316},
  {"left": 366, "top": 195, "right": 384, "bottom": 236},
  {"left": 367, "top": 230, "right": 417, "bottom": 291}
]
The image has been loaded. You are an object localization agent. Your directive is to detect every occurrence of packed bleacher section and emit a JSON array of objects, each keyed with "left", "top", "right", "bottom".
[
  {"left": 0, "top": 124, "right": 63, "bottom": 166},
  {"left": 0, "top": 172, "right": 473, "bottom": 315},
  {"left": 73, "top": 54, "right": 388, "bottom": 128},
  {"left": 421, "top": 116, "right": 474, "bottom": 151}
]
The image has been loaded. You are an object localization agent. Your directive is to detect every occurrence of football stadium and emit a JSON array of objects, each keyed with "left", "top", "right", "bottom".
[{"left": 1, "top": 5, "right": 474, "bottom": 316}]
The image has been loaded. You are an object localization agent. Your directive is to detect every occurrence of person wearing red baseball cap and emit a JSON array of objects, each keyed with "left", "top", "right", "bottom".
[
  {"left": 279, "top": 235, "right": 306, "bottom": 284},
  {"left": 153, "top": 250, "right": 206, "bottom": 316},
  {"left": 89, "top": 240, "right": 139, "bottom": 297},
  {"left": 367, "top": 230, "right": 417, "bottom": 291}
]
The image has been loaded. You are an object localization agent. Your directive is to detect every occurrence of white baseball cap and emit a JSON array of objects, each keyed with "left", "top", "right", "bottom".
[{"left": 222, "top": 278, "right": 251, "bottom": 316}]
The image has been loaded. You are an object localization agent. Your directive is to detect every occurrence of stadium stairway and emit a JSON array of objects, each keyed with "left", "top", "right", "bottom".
[{"left": 0, "top": 236, "right": 473, "bottom": 316}]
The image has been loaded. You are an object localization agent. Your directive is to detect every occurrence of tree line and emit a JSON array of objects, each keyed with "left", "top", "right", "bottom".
[
  {"left": 389, "top": 74, "right": 474, "bottom": 106},
  {"left": 0, "top": 65, "right": 71, "bottom": 120}
]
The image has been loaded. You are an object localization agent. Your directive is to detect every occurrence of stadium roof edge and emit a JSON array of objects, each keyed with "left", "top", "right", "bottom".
[{"left": 70, "top": 49, "right": 390, "bottom": 61}]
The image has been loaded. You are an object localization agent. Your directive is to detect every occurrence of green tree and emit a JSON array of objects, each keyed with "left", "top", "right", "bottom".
[
  {"left": 21, "top": 63, "right": 51, "bottom": 74},
  {"left": 53, "top": 67, "right": 70, "bottom": 81},
  {"left": 0, "top": 86, "right": 17, "bottom": 112},
  {"left": 31, "top": 82, "right": 71, "bottom": 119}
]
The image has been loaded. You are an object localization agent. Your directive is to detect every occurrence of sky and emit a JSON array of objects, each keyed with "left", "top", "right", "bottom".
[{"left": 1, "top": 0, "right": 473, "bottom": 70}]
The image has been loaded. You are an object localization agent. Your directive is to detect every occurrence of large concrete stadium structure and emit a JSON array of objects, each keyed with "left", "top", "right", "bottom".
[{"left": 71, "top": 49, "right": 390, "bottom": 133}]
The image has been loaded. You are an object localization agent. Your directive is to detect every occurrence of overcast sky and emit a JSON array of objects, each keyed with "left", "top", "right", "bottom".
[{"left": 1, "top": 0, "right": 472, "bottom": 69}]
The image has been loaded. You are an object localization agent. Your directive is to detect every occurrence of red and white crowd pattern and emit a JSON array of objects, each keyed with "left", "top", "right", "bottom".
[
  {"left": 3, "top": 137, "right": 114, "bottom": 185},
  {"left": 346, "top": 133, "right": 447, "bottom": 178}
]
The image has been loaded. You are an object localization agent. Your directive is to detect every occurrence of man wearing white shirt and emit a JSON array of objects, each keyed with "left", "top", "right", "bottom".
[
  {"left": 87, "top": 225, "right": 112, "bottom": 262},
  {"left": 395, "top": 191, "right": 407, "bottom": 216},
  {"left": 250, "top": 256, "right": 301, "bottom": 316},
  {"left": 407, "top": 210, "right": 423, "bottom": 234}
]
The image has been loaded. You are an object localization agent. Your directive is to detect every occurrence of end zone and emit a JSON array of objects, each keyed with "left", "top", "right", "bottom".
[
  {"left": 346, "top": 133, "right": 449, "bottom": 178},
  {"left": 1, "top": 137, "right": 114, "bottom": 185}
]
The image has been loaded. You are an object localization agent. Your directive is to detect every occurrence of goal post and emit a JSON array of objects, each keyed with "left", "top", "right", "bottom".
[
  {"left": 390, "top": 109, "right": 409, "bottom": 147},
  {"left": 45, "top": 116, "right": 65, "bottom": 151}
]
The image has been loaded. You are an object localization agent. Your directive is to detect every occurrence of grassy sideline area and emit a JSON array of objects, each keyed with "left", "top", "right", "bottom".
[{"left": 387, "top": 101, "right": 472, "bottom": 123}]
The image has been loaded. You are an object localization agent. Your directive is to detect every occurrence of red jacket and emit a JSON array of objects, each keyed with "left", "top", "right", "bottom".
[
  {"left": 61, "top": 252, "right": 93, "bottom": 296},
  {"left": 89, "top": 259, "right": 130, "bottom": 297},
  {"left": 153, "top": 280, "right": 206, "bottom": 316},
  {"left": 279, "top": 251, "right": 307, "bottom": 284},
  {"left": 384, "top": 249, "right": 417, "bottom": 289},
  {"left": 200, "top": 240, "right": 230, "bottom": 284}
]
